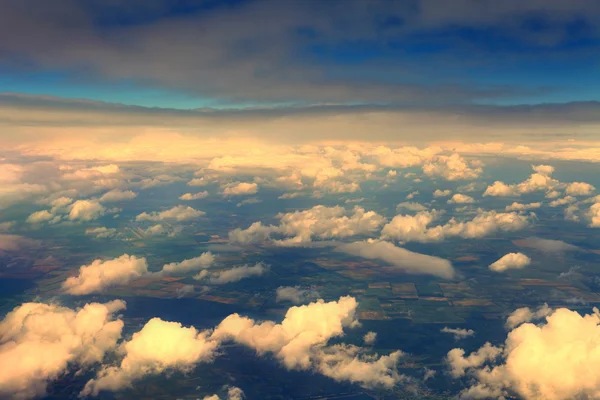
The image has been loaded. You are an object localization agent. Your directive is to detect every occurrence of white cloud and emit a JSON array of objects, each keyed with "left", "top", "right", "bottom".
[
  {"left": 566, "top": 181, "right": 595, "bottom": 196},
  {"left": 62, "top": 254, "right": 149, "bottom": 295},
  {"left": 484, "top": 164, "right": 560, "bottom": 197},
  {"left": 68, "top": 200, "right": 106, "bottom": 221},
  {"left": 405, "top": 190, "right": 419, "bottom": 200},
  {"left": 195, "top": 262, "right": 268, "bottom": 284},
  {"left": 276, "top": 286, "right": 320, "bottom": 304},
  {"left": 203, "top": 386, "right": 245, "bottom": 400},
  {"left": 447, "top": 194, "right": 474, "bottom": 204},
  {"left": 0, "top": 300, "right": 125, "bottom": 400},
  {"left": 505, "top": 202, "right": 541, "bottom": 211},
  {"left": 505, "top": 304, "right": 552, "bottom": 330},
  {"left": 422, "top": 154, "right": 482, "bottom": 181},
  {"left": 363, "top": 331, "right": 377, "bottom": 345},
  {"left": 433, "top": 189, "right": 452, "bottom": 197},
  {"left": 85, "top": 227, "right": 118, "bottom": 239},
  {"left": 381, "top": 209, "right": 531, "bottom": 243},
  {"left": 448, "top": 306, "right": 600, "bottom": 400},
  {"left": 396, "top": 202, "right": 427, "bottom": 212},
  {"left": 223, "top": 182, "right": 258, "bottom": 196},
  {"left": 99, "top": 189, "right": 137, "bottom": 202},
  {"left": 334, "top": 239, "right": 455, "bottom": 279},
  {"left": 179, "top": 191, "right": 209, "bottom": 200},
  {"left": 229, "top": 205, "right": 385, "bottom": 246},
  {"left": 159, "top": 252, "right": 215, "bottom": 276},
  {"left": 489, "top": 252, "right": 531, "bottom": 272},
  {"left": 549, "top": 196, "right": 576, "bottom": 207},
  {"left": 82, "top": 318, "right": 219, "bottom": 397},
  {"left": 26, "top": 210, "right": 54, "bottom": 223},
  {"left": 188, "top": 177, "right": 208, "bottom": 186},
  {"left": 136, "top": 205, "right": 205, "bottom": 222},
  {"left": 441, "top": 327, "right": 475, "bottom": 340}
]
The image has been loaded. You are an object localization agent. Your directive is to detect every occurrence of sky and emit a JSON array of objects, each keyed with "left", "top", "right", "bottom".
[{"left": 1, "top": 0, "right": 600, "bottom": 148}]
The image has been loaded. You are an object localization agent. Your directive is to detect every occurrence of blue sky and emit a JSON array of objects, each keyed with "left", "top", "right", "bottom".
[{"left": 1, "top": 0, "right": 599, "bottom": 109}]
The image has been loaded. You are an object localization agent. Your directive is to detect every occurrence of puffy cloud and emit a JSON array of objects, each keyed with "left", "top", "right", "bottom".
[
  {"left": 405, "top": 190, "right": 419, "bottom": 200},
  {"left": 422, "top": 154, "right": 482, "bottom": 181},
  {"left": 136, "top": 205, "right": 205, "bottom": 222},
  {"left": 179, "top": 191, "right": 209, "bottom": 200},
  {"left": 276, "top": 286, "right": 320, "bottom": 304},
  {"left": 159, "top": 252, "right": 215, "bottom": 276},
  {"left": 381, "top": 209, "right": 531, "bottom": 243},
  {"left": 588, "top": 202, "right": 600, "bottom": 227},
  {"left": 447, "top": 194, "right": 474, "bottom": 204},
  {"left": 229, "top": 205, "right": 385, "bottom": 246},
  {"left": 489, "top": 252, "right": 531, "bottom": 272},
  {"left": 26, "top": 210, "right": 54, "bottom": 223},
  {"left": 195, "top": 262, "right": 268, "bottom": 284},
  {"left": 396, "top": 201, "right": 427, "bottom": 212},
  {"left": 566, "top": 181, "right": 595, "bottom": 196},
  {"left": 505, "top": 201, "right": 541, "bottom": 211},
  {"left": 446, "top": 342, "right": 502, "bottom": 379},
  {"left": 99, "top": 189, "right": 137, "bottom": 203},
  {"left": 222, "top": 182, "right": 258, "bottom": 196},
  {"left": 441, "top": 327, "right": 475, "bottom": 340},
  {"left": 484, "top": 164, "right": 560, "bottom": 197},
  {"left": 62, "top": 254, "right": 149, "bottom": 295},
  {"left": 0, "top": 300, "right": 125, "bottom": 400},
  {"left": 334, "top": 239, "right": 455, "bottom": 279},
  {"left": 363, "top": 332, "right": 377, "bottom": 345},
  {"left": 505, "top": 304, "right": 552, "bottom": 330},
  {"left": 85, "top": 227, "right": 118, "bottom": 238},
  {"left": 188, "top": 177, "right": 208, "bottom": 186},
  {"left": 68, "top": 200, "right": 105, "bottom": 221},
  {"left": 549, "top": 196, "right": 576, "bottom": 207},
  {"left": 433, "top": 189, "right": 452, "bottom": 197},
  {"left": 82, "top": 318, "right": 219, "bottom": 396},
  {"left": 449, "top": 307, "right": 600, "bottom": 400},
  {"left": 203, "top": 386, "right": 245, "bottom": 400}
]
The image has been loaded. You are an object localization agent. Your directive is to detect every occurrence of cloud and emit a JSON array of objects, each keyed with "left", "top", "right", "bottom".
[
  {"left": 211, "top": 296, "right": 403, "bottom": 388},
  {"left": 423, "top": 154, "right": 482, "bottom": 181},
  {"left": 159, "top": 252, "right": 216, "bottom": 276},
  {"left": 195, "top": 262, "right": 268, "bottom": 284},
  {"left": 0, "top": 234, "right": 40, "bottom": 251},
  {"left": 229, "top": 205, "right": 385, "bottom": 246},
  {"left": 363, "top": 332, "right": 377, "bottom": 345},
  {"left": 381, "top": 209, "right": 532, "bottom": 243},
  {"left": 447, "top": 194, "right": 474, "bottom": 204},
  {"left": 565, "top": 181, "right": 595, "bottom": 196},
  {"left": 62, "top": 254, "right": 149, "bottom": 295},
  {"left": 448, "top": 306, "right": 600, "bottom": 399},
  {"left": 441, "top": 327, "right": 475, "bottom": 340},
  {"left": 179, "top": 191, "right": 209, "bottom": 200},
  {"left": 203, "top": 386, "right": 245, "bottom": 400},
  {"left": 82, "top": 318, "right": 219, "bottom": 397},
  {"left": 85, "top": 227, "right": 118, "bottom": 239},
  {"left": 276, "top": 286, "right": 320, "bottom": 304},
  {"left": 68, "top": 200, "right": 105, "bottom": 221},
  {"left": 505, "top": 202, "right": 541, "bottom": 211},
  {"left": 515, "top": 237, "right": 579, "bottom": 253},
  {"left": 549, "top": 196, "right": 576, "bottom": 207},
  {"left": 483, "top": 164, "right": 559, "bottom": 197},
  {"left": 334, "top": 239, "right": 455, "bottom": 279},
  {"left": 26, "top": 210, "right": 54, "bottom": 223},
  {"left": 489, "top": 252, "right": 531, "bottom": 272},
  {"left": 396, "top": 202, "right": 427, "bottom": 212},
  {"left": 0, "top": 300, "right": 125, "bottom": 400},
  {"left": 433, "top": 189, "right": 452, "bottom": 197},
  {"left": 223, "top": 182, "right": 258, "bottom": 197},
  {"left": 99, "top": 189, "right": 137, "bottom": 203},
  {"left": 506, "top": 304, "right": 553, "bottom": 330},
  {"left": 136, "top": 205, "right": 205, "bottom": 222}
]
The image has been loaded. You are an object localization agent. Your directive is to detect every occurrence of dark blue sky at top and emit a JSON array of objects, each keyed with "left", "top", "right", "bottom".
[{"left": 1, "top": 0, "right": 599, "bottom": 109}]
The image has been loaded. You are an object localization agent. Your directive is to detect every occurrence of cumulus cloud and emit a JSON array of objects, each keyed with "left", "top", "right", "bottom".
[
  {"left": 447, "top": 194, "right": 474, "bottom": 204},
  {"left": 276, "top": 286, "right": 320, "bottom": 304},
  {"left": 433, "top": 189, "right": 452, "bottom": 197},
  {"left": 195, "top": 262, "right": 268, "bottom": 284},
  {"left": 396, "top": 202, "right": 427, "bottom": 212},
  {"left": 549, "top": 196, "right": 576, "bottom": 207},
  {"left": 334, "top": 239, "right": 455, "bottom": 279},
  {"left": 62, "top": 254, "right": 149, "bottom": 295},
  {"left": 211, "top": 296, "right": 403, "bottom": 388},
  {"left": 505, "top": 304, "right": 552, "bottom": 330},
  {"left": 448, "top": 306, "right": 600, "bottom": 399},
  {"left": 203, "top": 386, "right": 245, "bottom": 400},
  {"left": 68, "top": 200, "right": 105, "bottom": 221},
  {"left": 484, "top": 164, "right": 559, "bottom": 197},
  {"left": 441, "top": 327, "right": 475, "bottom": 340},
  {"left": 82, "top": 318, "right": 219, "bottom": 396},
  {"left": 505, "top": 202, "right": 541, "bottom": 211},
  {"left": 381, "top": 209, "right": 531, "bottom": 243},
  {"left": 159, "top": 252, "right": 216, "bottom": 276},
  {"left": 229, "top": 205, "right": 385, "bottom": 246},
  {"left": 489, "top": 252, "right": 531, "bottom": 272},
  {"left": 0, "top": 300, "right": 125, "bottom": 400},
  {"left": 223, "top": 182, "right": 258, "bottom": 196},
  {"left": 26, "top": 210, "right": 54, "bottom": 223},
  {"left": 422, "top": 154, "right": 482, "bottom": 181},
  {"left": 179, "top": 191, "right": 209, "bottom": 200},
  {"left": 99, "top": 189, "right": 137, "bottom": 203},
  {"left": 363, "top": 331, "right": 377, "bottom": 345},
  {"left": 136, "top": 205, "right": 205, "bottom": 222},
  {"left": 85, "top": 227, "right": 118, "bottom": 239},
  {"left": 566, "top": 181, "right": 595, "bottom": 196}
]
